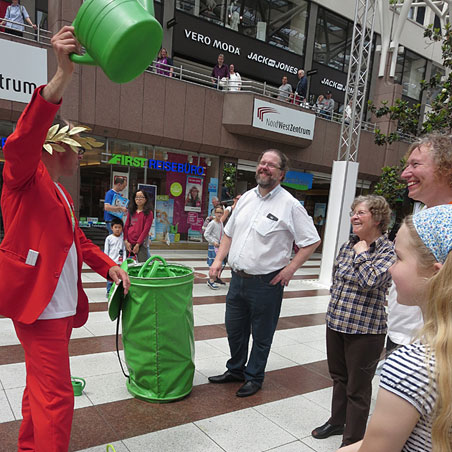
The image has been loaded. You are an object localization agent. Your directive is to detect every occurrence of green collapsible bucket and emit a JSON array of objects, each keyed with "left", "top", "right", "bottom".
[{"left": 108, "top": 256, "right": 195, "bottom": 402}]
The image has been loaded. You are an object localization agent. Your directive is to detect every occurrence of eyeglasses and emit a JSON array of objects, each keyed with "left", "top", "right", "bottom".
[
  {"left": 349, "top": 210, "right": 370, "bottom": 217},
  {"left": 258, "top": 161, "right": 281, "bottom": 170},
  {"left": 78, "top": 148, "right": 86, "bottom": 156},
  {"left": 135, "top": 196, "right": 146, "bottom": 200}
]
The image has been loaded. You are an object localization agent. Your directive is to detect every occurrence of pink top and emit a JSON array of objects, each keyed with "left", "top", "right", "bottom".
[{"left": 124, "top": 211, "right": 154, "bottom": 245}]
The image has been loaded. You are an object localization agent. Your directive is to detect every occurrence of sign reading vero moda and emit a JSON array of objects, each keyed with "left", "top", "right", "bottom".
[{"left": 252, "top": 99, "right": 315, "bottom": 140}]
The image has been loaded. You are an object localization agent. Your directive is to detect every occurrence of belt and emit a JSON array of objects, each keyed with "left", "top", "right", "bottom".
[
  {"left": 233, "top": 269, "right": 281, "bottom": 279},
  {"left": 234, "top": 270, "right": 255, "bottom": 279}
]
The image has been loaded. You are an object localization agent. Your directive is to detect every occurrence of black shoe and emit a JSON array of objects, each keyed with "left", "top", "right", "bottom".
[
  {"left": 236, "top": 381, "right": 261, "bottom": 397},
  {"left": 311, "top": 421, "right": 344, "bottom": 439},
  {"left": 215, "top": 277, "right": 226, "bottom": 285},
  {"left": 208, "top": 371, "right": 245, "bottom": 384}
]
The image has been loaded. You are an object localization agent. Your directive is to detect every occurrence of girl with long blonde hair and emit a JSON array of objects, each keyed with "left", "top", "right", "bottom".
[{"left": 339, "top": 204, "right": 452, "bottom": 452}]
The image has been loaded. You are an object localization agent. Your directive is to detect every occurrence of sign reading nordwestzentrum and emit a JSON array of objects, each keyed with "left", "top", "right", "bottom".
[
  {"left": 0, "top": 40, "right": 47, "bottom": 103},
  {"left": 252, "top": 99, "right": 315, "bottom": 140}
]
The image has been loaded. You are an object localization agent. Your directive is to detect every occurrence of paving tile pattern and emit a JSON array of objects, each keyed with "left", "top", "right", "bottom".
[{"left": 0, "top": 251, "right": 381, "bottom": 452}]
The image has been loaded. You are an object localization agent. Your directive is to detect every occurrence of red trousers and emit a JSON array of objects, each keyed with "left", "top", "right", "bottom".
[{"left": 14, "top": 317, "right": 74, "bottom": 452}]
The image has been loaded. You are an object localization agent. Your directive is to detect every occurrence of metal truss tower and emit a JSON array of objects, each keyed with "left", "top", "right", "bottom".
[{"left": 338, "top": 0, "right": 377, "bottom": 162}]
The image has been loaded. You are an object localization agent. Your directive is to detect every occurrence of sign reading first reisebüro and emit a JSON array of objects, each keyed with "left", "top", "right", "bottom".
[
  {"left": 0, "top": 39, "right": 47, "bottom": 103},
  {"left": 252, "top": 99, "right": 316, "bottom": 140}
]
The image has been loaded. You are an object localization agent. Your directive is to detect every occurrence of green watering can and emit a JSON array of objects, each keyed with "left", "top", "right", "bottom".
[{"left": 70, "top": 0, "right": 163, "bottom": 84}]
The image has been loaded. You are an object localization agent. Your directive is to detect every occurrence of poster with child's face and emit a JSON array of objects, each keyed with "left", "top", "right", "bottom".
[{"left": 184, "top": 176, "right": 203, "bottom": 212}]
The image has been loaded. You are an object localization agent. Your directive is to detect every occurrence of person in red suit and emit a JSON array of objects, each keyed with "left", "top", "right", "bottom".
[{"left": 0, "top": 26, "right": 131, "bottom": 451}]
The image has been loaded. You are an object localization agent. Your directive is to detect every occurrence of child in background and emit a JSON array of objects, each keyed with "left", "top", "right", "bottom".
[
  {"left": 124, "top": 189, "right": 154, "bottom": 262},
  {"left": 204, "top": 206, "right": 225, "bottom": 290},
  {"left": 104, "top": 217, "right": 126, "bottom": 297}
]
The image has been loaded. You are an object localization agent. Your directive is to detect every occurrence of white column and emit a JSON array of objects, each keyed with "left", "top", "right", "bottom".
[{"left": 319, "top": 161, "right": 359, "bottom": 286}]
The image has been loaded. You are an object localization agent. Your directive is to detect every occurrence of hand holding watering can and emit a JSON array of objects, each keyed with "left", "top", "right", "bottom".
[{"left": 70, "top": 0, "right": 163, "bottom": 84}]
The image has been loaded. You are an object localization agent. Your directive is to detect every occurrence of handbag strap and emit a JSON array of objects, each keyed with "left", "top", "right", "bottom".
[{"left": 115, "top": 294, "right": 130, "bottom": 379}]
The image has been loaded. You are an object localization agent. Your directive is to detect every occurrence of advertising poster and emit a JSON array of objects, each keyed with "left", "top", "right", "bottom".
[
  {"left": 110, "top": 193, "right": 129, "bottom": 220},
  {"left": 138, "top": 184, "right": 158, "bottom": 240},
  {"left": 187, "top": 212, "right": 204, "bottom": 242},
  {"left": 184, "top": 176, "right": 203, "bottom": 212},
  {"left": 313, "top": 202, "right": 327, "bottom": 226},
  {"left": 155, "top": 195, "right": 174, "bottom": 241},
  {"left": 208, "top": 177, "right": 219, "bottom": 215}
]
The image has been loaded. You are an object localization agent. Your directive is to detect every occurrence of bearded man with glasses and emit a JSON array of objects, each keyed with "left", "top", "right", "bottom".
[{"left": 208, "top": 149, "right": 320, "bottom": 397}]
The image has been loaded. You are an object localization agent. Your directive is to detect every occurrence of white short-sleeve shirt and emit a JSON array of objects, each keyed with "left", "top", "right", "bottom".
[{"left": 225, "top": 185, "right": 319, "bottom": 274}]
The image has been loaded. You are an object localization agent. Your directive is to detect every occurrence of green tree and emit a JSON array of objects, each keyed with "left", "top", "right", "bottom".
[
  {"left": 374, "top": 161, "right": 406, "bottom": 208},
  {"left": 222, "top": 162, "right": 237, "bottom": 197}
]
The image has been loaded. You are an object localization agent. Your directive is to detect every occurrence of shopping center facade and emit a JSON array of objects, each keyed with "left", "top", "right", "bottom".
[{"left": 0, "top": 0, "right": 442, "bottom": 242}]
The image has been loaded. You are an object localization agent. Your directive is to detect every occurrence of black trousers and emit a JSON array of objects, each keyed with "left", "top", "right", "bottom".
[{"left": 326, "top": 327, "right": 385, "bottom": 445}]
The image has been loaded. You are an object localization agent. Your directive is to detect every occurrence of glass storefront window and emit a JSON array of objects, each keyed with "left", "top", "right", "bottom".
[
  {"left": 394, "top": 49, "right": 427, "bottom": 100},
  {"left": 314, "top": 7, "right": 352, "bottom": 72},
  {"left": 427, "top": 64, "right": 445, "bottom": 104},
  {"left": 176, "top": 0, "right": 309, "bottom": 55}
]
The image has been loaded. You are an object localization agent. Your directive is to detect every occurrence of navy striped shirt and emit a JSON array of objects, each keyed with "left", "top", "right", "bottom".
[{"left": 380, "top": 342, "right": 435, "bottom": 451}]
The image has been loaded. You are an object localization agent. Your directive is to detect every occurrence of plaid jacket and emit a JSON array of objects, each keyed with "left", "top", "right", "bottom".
[{"left": 326, "top": 234, "right": 396, "bottom": 335}]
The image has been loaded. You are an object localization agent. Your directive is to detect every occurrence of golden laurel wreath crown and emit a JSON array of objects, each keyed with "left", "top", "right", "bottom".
[{"left": 43, "top": 124, "right": 104, "bottom": 155}]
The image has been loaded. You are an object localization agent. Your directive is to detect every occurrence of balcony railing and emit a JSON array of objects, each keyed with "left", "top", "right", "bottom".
[
  {"left": 0, "top": 23, "right": 377, "bottom": 134},
  {"left": 0, "top": 17, "right": 52, "bottom": 45},
  {"left": 146, "top": 60, "right": 378, "bottom": 133}
]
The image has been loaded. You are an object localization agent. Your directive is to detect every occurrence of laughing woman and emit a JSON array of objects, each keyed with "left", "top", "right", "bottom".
[{"left": 312, "top": 195, "right": 395, "bottom": 447}]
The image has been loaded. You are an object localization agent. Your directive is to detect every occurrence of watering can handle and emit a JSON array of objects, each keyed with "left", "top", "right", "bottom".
[
  {"left": 137, "top": 255, "right": 175, "bottom": 278},
  {"left": 137, "top": 255, "right": 166, "bottom": 277},
  {"left": 70, "top": 51, "right": 97, "bottom": 66},
  {"left": 106, "top": 445, "right": 117, "bottom": 452},
  {"left": 139, "top": 0, "right": 155, "bottom": 16}
]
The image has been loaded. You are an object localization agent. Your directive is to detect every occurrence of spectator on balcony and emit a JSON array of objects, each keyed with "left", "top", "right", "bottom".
[
  {"left": 211, "top": 53, "right": 229, "bottom": 89},
  {"left": 228, "top": 64, "right": 242, "bottom": 91},
  {"left": 320, "top": 91, "right": 335, "bottom": 120},
  {"left": 155, "top": 48, "right": 173, "bottom": 77},
  {"left": 295, "top": 69, "right": 307, "bottom": 104},
  {"left": 315, "top": 94, "right": 325, "bottom": 114},
  {"left": 344, "top": 99, "right": 353, "bottom": 124},
  {"left": 277, "top": 76, "right": 293, "bottom": 102},
  {"left": 1, "top": 0, "right": 37, "bottom": 37}
]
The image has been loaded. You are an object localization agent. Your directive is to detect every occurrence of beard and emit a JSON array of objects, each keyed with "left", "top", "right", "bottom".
[{"left": 255, "top": 170, "right": 278, "bottom": 189}]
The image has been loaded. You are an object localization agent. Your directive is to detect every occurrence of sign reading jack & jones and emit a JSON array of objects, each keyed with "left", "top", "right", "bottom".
[{"left": 252, "top": 99, "right": 315, "bottom": 140}]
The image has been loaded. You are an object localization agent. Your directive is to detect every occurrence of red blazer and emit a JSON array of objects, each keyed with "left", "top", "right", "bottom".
[{"left": 0, "top": 87, "right": 116, "bottom": 327}]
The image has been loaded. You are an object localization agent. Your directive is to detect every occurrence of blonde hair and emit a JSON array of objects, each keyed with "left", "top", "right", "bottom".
[
  {"left": 351, "top": 194, "right": 392, "bottom": 232},
  {"left": 404, "top": 216, "right": 452, "bottom": 452}
]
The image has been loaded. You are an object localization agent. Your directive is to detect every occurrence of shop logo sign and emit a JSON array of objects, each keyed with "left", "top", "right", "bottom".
[
  {"left": 321, "top": 77, "right": 346, "bottom": 92},
  {"left": 252, "top": 99, "right": 315, "bottom": 140},
  {"left": 108, "top": 154, "right": 205, "bottom": 175},
  {"left": 184, "top": 29, "right": 241, "bottom": 54},
  {"left": 257, "top": 106, "right": 278, "bottom": 121},
  {"left": 247, "top": 52, "right": 298, "bottom": 75},
  {"left": 183, "top": 28, "right": 297, "bottom": 74},
  {"left": 108, "top": 154, "right": 147, "bottom": 167},
  {"left": 0, "top": 40, "right": 47, "bottom": 103}
]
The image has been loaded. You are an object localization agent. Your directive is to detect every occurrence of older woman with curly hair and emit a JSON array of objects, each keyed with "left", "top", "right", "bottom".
[{"left": 312, "top": 195, "right": 396, "bottom": 448}]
